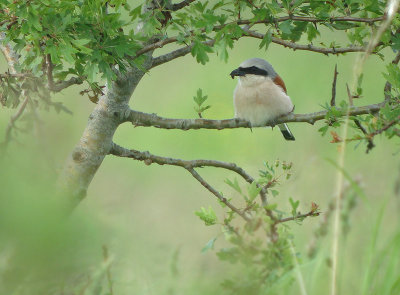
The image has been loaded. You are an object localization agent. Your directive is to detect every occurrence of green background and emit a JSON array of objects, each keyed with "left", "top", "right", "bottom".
[{"left": 0, "top": 2, "right": 399, "bottom": 293}]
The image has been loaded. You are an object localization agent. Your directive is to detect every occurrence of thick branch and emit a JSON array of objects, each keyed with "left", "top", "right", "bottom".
[
  {"left": 124, "top": 103, "right": 383, "bottom": 130},
  {"left": 109, "top": 143, "right": 252, "bottom": 221}
]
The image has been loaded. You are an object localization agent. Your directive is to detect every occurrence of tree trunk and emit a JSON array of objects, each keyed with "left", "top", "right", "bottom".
[{"left": 58, "top": 58, "right": 152, "bottom": 207}]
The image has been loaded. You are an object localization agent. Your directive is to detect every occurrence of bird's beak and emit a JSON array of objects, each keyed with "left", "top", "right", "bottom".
[{"left": 230, "top": 68, "right": 245, "bottom": 79}]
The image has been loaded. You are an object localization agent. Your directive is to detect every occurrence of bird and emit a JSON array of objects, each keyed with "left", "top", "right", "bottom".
[{"left": 230, "top": 58, "right": 295, "bottom": 141}]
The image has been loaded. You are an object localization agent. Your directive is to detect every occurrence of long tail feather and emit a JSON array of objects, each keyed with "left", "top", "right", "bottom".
[{"left": 278, "top": 123, "right": 295, "bottom": 141}]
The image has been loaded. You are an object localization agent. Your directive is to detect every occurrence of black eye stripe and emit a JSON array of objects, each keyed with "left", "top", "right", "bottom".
[{"left": 238, "top": 66, "right": 268, "bottom": 76}]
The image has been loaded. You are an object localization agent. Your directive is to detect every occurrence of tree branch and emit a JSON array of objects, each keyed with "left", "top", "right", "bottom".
[
  {"left": 137, "top": 15, "right": 383, "bottom": 59},
  {"left": 50, "top": 77, "right": 83, "bottom": 92},
  {"left": 124, "top": 103, "right": 383, "bottom": 130},
  {"left": 151, "top": 27, "right": 370, "bottom": 68},
  {"left": 187, "top": 168, "right": 251, "bottom": 222},
  {"left": 151, "top": 40, "right": 215, "bottom": 68},
  {"left": 245, "top": 30, "right": 366, "bottom": 55},
  {"left": 171, "top": 0, "right": 196, "bottom": 11},
  {"left": 109, "top": 143, "right": 252, "bottom": 221},
  {"left": 275, "top": 209, "right": 320, "bottom": 224}
]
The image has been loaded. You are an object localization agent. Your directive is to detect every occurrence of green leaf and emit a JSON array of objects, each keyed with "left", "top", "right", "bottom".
[
  {"left": 193, "top": 88, "right": 208, "bottom": 106},
  {"left": 85, "top": 62, "right": 99, "bottom": 83},
  {"left": 71, "top": 39, "right": 93, "bottom": 54},
  {"left": 191, "top": 40, "right": 213, "bottom": 65},
  {"left": 129, "top": 4, "right": 142, "bottom": 20},
  {"left": 225, "top": 178, "right": 242, "bottom": 194},
  {"left": 271, "top": 190, "right": 279, "bottom": 197},
  {"left": 195, "top": 206, "right": 217, "bottom": 226},
  {"left": 383, "top": 64, "right": 400, "bottom": 89},
  {"left": 201, "top": 237, "right": 217, "bottom": 253},
  {"left": 247, "top": 181, "right": 262, "bottom": 202},
  {"left": 307, "top": 23, "right": 319, "bottom": 42},
  {"left": 279, "top": 20, "right": 293, "bottom": 35},
  {"left": 259, "top": 29, "right": 272, "bottom": 51},
  {"left": 216, "top": 247, "right": 240, "bottom": 263},
  {"left": 289, "top": 197, "right": 299, "bottom": 216}
]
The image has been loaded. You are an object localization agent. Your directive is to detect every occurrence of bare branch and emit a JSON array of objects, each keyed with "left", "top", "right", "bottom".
[
  {"left": 137, "top": 15, "right": 383, "bottom": 59},
  {"left": 51, "top": 77, "right": 83, "bottom": 92},
  {"left": 245, "top": 30, "right": 366, "bottom": 55},
  {"left": 109, "top": 143, "right": 252, "bottom": 221},
  {"left": 354, "top": 119, "right": 375, "bottom": 153},
  {"left": 346, "top": 83, "right": 354, "bottom": 106},
  {"left": 275, "top": 210, "right": 320, "bottom": 224},
  {"left": 152, "top": 40, "right": 215, "bottom": 68},
  {"left": 109, "top": 143, "right": 267, "bottom": 203},
  {"left": 187, "top": 168, "right": 251, "bottom": 222},
  {"left": 367, "top": 115, "right": 400, "bottom": 138},
  {"left": 124, "top": 103, "right": 384, "bottom": 130},
  {"left": 171, "top": 0, "right": 196, "bottom": 11},
  {"left": 331, "top": 64, "right": 338, "bottom": 106}
]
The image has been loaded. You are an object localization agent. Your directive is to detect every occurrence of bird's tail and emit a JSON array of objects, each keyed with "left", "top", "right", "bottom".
[{"left": 278, "top": 123, "right": 295, "bottom": 141}]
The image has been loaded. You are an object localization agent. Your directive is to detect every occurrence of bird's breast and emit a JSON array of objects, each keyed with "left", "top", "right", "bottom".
[{"left": 233, "top": 79, "right": 294, "bottom": 126}]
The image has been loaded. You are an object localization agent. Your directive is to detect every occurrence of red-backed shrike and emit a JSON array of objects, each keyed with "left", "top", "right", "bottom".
[{"left": 230, "top": 58, "right": 295, "bottom": 141}]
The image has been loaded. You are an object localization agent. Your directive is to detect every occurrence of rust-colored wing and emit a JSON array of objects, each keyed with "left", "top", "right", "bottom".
[{"left": 273, "top": 75, "right": 287, "bottom": 93}]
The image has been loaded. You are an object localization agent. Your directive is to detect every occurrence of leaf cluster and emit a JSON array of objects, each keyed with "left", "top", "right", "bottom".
[{"left": 196, "top": 161, "right": 319, "bottom": 292}]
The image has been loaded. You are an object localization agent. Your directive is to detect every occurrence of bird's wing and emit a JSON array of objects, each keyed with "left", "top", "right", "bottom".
[{"left": 273, "top": 75, "right": 287, "bottom": 93}]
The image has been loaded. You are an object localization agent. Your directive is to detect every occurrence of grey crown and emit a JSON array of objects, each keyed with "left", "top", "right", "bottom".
[{"left": 239, "top": 58, "right": 278, "bottom": 79}]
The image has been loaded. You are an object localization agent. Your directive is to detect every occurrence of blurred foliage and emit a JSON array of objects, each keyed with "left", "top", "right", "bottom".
[{"left": 0, "top": 0, "right": 400, "bottom": 294}]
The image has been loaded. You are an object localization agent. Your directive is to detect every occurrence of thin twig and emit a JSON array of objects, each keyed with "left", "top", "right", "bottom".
[
  {"left": 51, "top": 77, "right": 83, "bottom": 92},
  {"left": 108, "top": 144, "right": 256, "bottom": 221},
  {"left": 137, "top": 15, "right": 384, "bottom": 58},
  {"left": 109, "top": 143, "right": 268, "bottom": 206},
  {"left": 331, "top": 64, "right": 338, "bottom": 107},
  {"left": 367, "top": 115, "right": 400, "bottom": 138},
  {"left": 275, "top": 210, "right": 320, "bottom": 224},
  {"left": 124, "top": 103, "right": 384, "bottom": 129},
  {"left": 245, "top": 30, "right": 367, "bottom": 55},
  {"left": 187, "top": 167, "right": 251, "bottom": 222},
  {"left": 152, "top": 40, "right": 215, "bottom": 68},
  {"left": 346, "top": 83, "right": 354, "bottom": 106},
  {"left": 354, "top": 119, "right": 375, "bottom": 153}
]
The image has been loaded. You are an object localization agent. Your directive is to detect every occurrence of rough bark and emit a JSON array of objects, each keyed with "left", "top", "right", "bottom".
[{"left": 58, "top": 59, "right": 152, "bottom": 206}]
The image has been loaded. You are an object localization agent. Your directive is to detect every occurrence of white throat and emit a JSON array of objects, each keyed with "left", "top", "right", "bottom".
[{"left": 238, "top": 74, "right": 270, "bottom": 87}]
